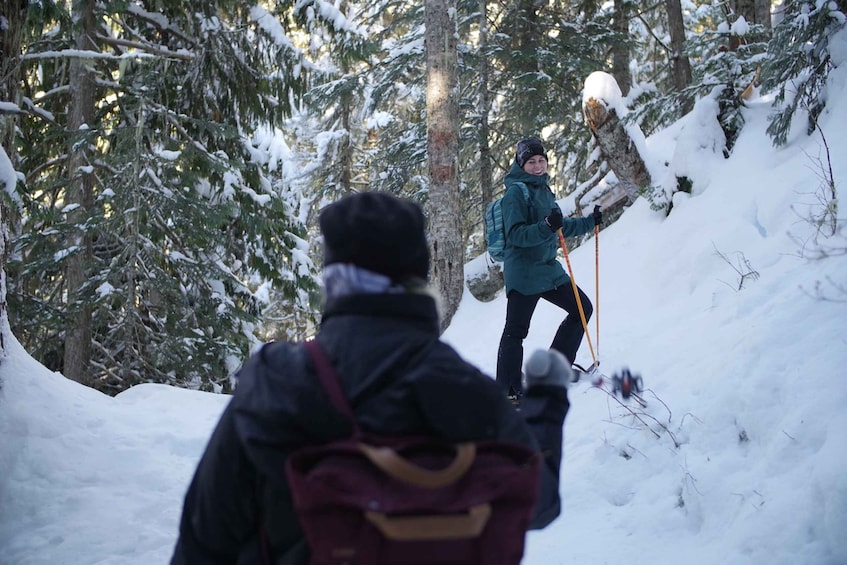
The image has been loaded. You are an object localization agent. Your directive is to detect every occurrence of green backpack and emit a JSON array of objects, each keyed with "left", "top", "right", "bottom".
[{"left": 484, "top": 183, "right": 530, "bottom": 262}]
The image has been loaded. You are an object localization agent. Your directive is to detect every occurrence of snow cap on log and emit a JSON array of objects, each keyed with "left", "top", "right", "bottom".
[{"left": 582, "top": 71, "right": 625, "bottom": 130}]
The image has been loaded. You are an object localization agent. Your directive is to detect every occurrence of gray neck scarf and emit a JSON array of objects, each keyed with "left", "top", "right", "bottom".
[{"left": 322, "top": 263, "right": 406, "bottom": 301}]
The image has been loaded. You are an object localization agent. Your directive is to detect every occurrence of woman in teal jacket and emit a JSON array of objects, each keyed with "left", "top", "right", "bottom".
[{"left": 496, "top": 137, "right": 602, "bottom": 402}]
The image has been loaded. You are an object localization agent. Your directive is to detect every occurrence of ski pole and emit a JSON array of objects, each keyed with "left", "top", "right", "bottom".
[
  {"left": 594, "top": 205, "right": 600, "bottom": 370},
  {"left": 557, "top": 228, "right": 597, "bottom": 368}
]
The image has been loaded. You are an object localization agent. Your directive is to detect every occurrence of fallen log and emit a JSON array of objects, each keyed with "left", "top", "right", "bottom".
[{"left": 582, "top": 72, "right": 652, "bottom": 203}]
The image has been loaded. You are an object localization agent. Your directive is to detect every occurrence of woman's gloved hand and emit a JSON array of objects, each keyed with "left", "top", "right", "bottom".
[{"left": 545, "top": 208, "right": 564, "bottom": 232}]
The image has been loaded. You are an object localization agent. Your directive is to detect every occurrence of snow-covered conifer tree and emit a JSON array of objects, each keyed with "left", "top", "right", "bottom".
[
  {"left": 761, "top": 0, "right": 846, "bottom": 145},
  {"left": 11, "top": 1, "right": 320, "bottom": 392}
]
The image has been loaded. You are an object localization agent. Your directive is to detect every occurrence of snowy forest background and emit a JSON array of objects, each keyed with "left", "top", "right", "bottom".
[{"left": 0, "top": 0, "right": 845, "bottom": 395}]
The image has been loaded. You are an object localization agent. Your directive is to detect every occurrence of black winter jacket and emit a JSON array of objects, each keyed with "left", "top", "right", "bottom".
[{"left": 171, "top": 292, "right": 569, "bottom": 564}]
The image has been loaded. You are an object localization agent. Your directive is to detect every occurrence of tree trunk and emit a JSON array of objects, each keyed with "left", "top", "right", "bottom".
[
  {"left": 340, "top": 94, "right": 353, "bottom": 192},
  {"left": 1, "top": 0, "right": 28, "bottom": 355},
  {"left": 665, "top": 0, "right": 693, "bottom": 114},
  {"left": 339, "top": 56, "right": 354, "bottom": 194},
  {"left": 583, "top": 74, "right": 651, "bottom": 203},
  {"left": 478, "top": 0, "right": 493, "bottom": 212},
  {"left": 611, "top": 0, "right": 632, "bottom": 97},
  {"left": 755, "top": 0, "right": 772, "bottom": 30},
  {"left": 734, "top": 0, "right": 772, "bottom": 30},
  {"left": 735, "top": 0, "right": 756, "bottom": 23},
  {"left": 580, "top": 0, "right": 599, "bottom": 19},
  {"left": 425, "top": 0, "right": 463, "bottom": 332},
  {"left": 0, "top": 0, "right": 26, "bottom": 152},
  {"left": 0, "top": 144, "right": 13, "bottom": 355},
  {"left": 466, "top": 0, "right": 506, "bottom": 302},
  {"left": 63, "top": 0, "right": 98, "bottom": 386}
]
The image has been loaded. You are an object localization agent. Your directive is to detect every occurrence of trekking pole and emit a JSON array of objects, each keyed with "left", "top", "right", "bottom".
[
  {"left": 594, "top": 205, "right": 601, "bottom": 371},
  {"left": 557, "top": 229, "right": 598, "bottom": 368}
]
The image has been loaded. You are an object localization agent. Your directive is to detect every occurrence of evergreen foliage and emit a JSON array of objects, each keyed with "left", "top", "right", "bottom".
[
  {"left": 355, "top": 0, "right": 429, "bottom": 197},
  {"left": 10, "top": 1, "right": 320, "bottom": 392},
  {"left": 761, "top": 0, "right": 846, "bottom": 146},
  {"left": 4, "top": 0, "right": 846, "bottom": 394},
  {"left": 629, "top": 6, "right": 768, "bottom": 153}
]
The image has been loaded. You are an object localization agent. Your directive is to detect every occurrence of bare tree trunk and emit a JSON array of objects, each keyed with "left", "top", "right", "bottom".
[
  {"left": 734, "top": 0, "right": 772, "bottom": 30},
  {"left": 1, "top": 0, "right": 28, "bottom": 356},
  {"left": 425, "top": 0, "right": 463, "bottom": 332},
  {"left": 63, "top": 0, "right": 98, "bottom": 385},
  {"left": 735, "top": 0, "right": 756, "bottom": 22},
  {"left": 580, "top": 0, "right": 599, "bottom": 19},
  {"left": 478, "top": 0, "right": 493, "bottom": 211},
  {"left": 340, "top": 89, "right": 353, "bottom": 193},
  {"left": 466, "top": 0, "right": 507, "bottom": 302},
  {"left": 0, "top": 144, "right": 12, "bottom": 355},
  {"left": 0, "top": 1, "right": 26, "bottom": 151},
  {"left": 665, "top": 0, "right": 693, "bottom": 114},
  {"left": 583, "top": 74, "right": 651, "bottom": 203},
  {"left": 755, "top": 0, "right": 772, "bottom": 30},
  {"left": 611, "top": 0, "right": 632, "bottom": 97},
  {"left": 337, "top": 46, "right": 355, "bottom": 195}
]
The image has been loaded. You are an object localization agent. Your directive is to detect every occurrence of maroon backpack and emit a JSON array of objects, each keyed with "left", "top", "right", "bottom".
[{"left": 284, "top": 340, "right": 541, "bottom": 565}]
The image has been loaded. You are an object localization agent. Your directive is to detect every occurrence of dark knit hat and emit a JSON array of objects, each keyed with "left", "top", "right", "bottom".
[
  {"left": 515, "top": 136, "right": 547, "bottom": 169},
  {"left": 319, "top": 191, "right": 430, "bottom": 282}
]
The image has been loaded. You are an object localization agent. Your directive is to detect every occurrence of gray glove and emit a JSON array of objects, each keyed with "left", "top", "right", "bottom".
[{"left": 523, "top": 349, "right": 573, "bottom": 391}]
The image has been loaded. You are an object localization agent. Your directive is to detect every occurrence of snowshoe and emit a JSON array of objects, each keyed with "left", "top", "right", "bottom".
[
  {"left": 572, "top": 362, "right": 603, "bottom": 385},
  {"left": 611, "top": 369, "right": 643, "bottom": 399}
]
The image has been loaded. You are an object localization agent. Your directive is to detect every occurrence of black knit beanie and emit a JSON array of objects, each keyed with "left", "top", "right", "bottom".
[
  {"left": 515, "top": 136, "right": 547, "bottom": 168},
  {"left": 319, "top": 191, "right": 430, "bottom": 282}
]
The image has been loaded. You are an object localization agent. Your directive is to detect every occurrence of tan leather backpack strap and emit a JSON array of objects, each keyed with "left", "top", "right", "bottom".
[
  {"left": 357, "top": 442, "right": 476, "bottom": 489},
  {"left": 365, "top": 503, "right": 491, "bottom": 541}
]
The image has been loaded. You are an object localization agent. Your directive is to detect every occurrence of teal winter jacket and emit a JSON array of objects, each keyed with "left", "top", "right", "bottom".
[{"left": 501, "top": 162, "right": 594, "bottom": 295}]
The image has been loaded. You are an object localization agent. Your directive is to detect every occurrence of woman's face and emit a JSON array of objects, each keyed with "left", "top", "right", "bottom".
[{"left": 522, "top": 155, "right": 548, "bottom": 176}]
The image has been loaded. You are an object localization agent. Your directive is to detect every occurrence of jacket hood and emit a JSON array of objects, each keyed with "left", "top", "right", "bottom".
[
  {"left": 230, "top": 293, "right": 443, "bottom": 464},
  {"left": 506, "top": 161, "right": 549, "bottom": 189}
]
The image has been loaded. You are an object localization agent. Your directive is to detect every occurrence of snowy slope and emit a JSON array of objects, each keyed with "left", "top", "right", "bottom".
[{"left": 2, "top": 40, "right": 847, "bottom": 565}]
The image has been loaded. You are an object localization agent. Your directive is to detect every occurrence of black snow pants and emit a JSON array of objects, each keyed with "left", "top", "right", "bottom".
[{"left": 496, "top": 284, "right": 593, "bottom": 397}]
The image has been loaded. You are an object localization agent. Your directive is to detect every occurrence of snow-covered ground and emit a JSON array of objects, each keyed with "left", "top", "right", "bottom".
[{"left": 2, "top": 40, "right": 846, "bottom": 565}]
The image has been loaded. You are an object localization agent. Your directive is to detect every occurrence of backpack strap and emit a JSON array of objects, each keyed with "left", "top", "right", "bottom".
[
  {"left": 303, "top": 340, "right": 479, "bottom": 491},
  {"left": 304, "top": 340, "right": 359, "bottom": 430},
  {"left": 515, "top": 182, "right": 531, "bottom": 205},
  {"left": 509, "top": 182, "right": 532, "bottom": 212},
  {"left": 304, "top": 338, "right": 438, "bottom": 435},
  {"left": 359, "top": 442, "right": 476, "bottom": 488},
  {"left": 510, "top": 182, "right": 533, "bottom": 222}
]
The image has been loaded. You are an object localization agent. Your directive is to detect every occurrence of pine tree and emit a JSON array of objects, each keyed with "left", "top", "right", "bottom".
[
  {"left": 628, "top": 2, "right": 767, "bottom": 150},
  {"left": 285, "top": 0, "right": 378, "bottom": 200},
  {"left": 761, "top": 0, "right": 846, "bottom": 146},
  {"left": 11, "top": 1, "right": 320, "bottom": 392},
  {"left": 473, "top": 2, "right": 615, "bottom": 193},
  {"left": 356, "top": 0, "right": 429, "bottom": 197}
]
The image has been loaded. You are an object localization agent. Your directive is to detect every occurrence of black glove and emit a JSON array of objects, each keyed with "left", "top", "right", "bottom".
[
  {"left": 545, "top": 207, "right": 564, "bottom": 232},
  {"left": 592, "top": 205, "right": 603, "bottom": 227},
  {"left": 524, "top": 349, "right": 572, "bottom": 392}
]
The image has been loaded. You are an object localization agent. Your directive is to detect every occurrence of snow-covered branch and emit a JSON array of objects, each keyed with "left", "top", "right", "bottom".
[{"left": 95, "top": 35, "right": 194, "bottom": 61}]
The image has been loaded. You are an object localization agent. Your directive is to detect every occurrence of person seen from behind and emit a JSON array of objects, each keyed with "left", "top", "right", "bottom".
[
  {"left": 496, "top": 137, "right": 602, "bottom": 404},
  {"left": 171, "top": 191, "right": 573, "bottom": 564}
]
